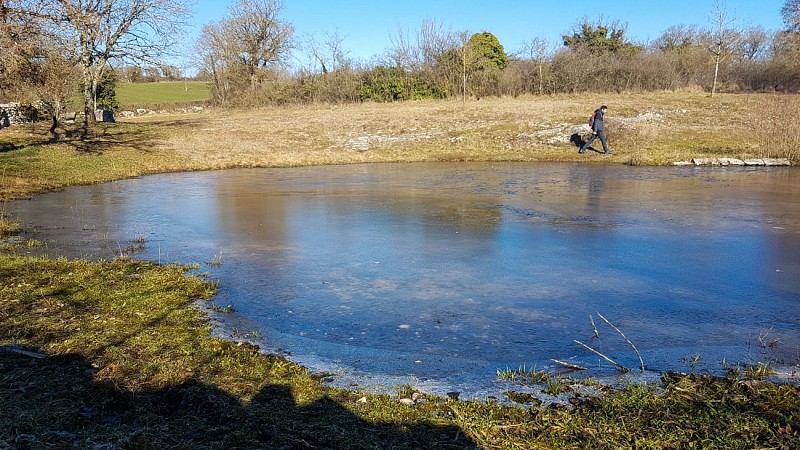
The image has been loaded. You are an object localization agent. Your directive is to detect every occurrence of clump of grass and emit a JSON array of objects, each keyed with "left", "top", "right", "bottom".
[
  {"left": 497, "top": 364, "right": 550, "bottom": 383},
  {"left": 0, "top": 217, "right": 20, "bottom": 236},
  {"left": 118, "top": 234, "right": 147, "bottom": 255},
  {"left": 206, "top": 250, "right": 223, "bottom": 266},
  {"left": 208, "top": 302, "right": 235, "bottom": 313},
  {"left": 503, "top": 390, "right": 540, "bottom": 404},
  {"left": 745, "top": 362, "right": 777, "bottom": 381}
]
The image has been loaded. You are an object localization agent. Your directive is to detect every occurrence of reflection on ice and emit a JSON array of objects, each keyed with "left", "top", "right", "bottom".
[{"left": 7, "top": 162, "right": 800, "bottom": 398}]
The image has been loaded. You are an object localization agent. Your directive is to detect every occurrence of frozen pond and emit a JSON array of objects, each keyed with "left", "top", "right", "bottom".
[{"left": 6, "top": 163, "right": 800, "bottom": 398}]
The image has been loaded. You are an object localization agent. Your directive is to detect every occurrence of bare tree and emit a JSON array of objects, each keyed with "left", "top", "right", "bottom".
[
  {"left": 784, "top": 0, "right": 800, "bottom": 31},
  {"left": 708, "top": 0, "right": 740, "bottom": 96},
  {"left": 17, "top": 0, "right": 192, "bottom": 131},
  {"left": 0, "top": 0, "right": 40, "bottom": 100},
  {"left": 196, "top": 0, "right": 293, "bottom": 103},
  {"left": 738, "top": 27, "right": 770, "bottom": 61},
  {"left": 223, "top": 0, "right": 293, "bottom": 89},
  {"left": 653, "top": 24, "right": 708, "bottom": 53},
  {"left": 1, "top": 0, "right": 76, "bottom": 136},
  {"left": 521, "top": 37, "right": 554, "bottom": 95},
  {"left": 388, "top": 19, "right": 456, "bottom": 71},
  {"left": 306, "top": 29, "right": 349, "bottom": 74}
]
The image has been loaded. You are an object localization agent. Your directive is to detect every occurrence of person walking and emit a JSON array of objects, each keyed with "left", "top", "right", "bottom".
[{"left": 579, "top": 105, "right": 612, "bottom": 154}]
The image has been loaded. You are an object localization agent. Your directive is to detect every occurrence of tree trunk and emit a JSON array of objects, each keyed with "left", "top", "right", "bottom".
[
  {"left": 538, "top": 61, "right": 544, "bottom": 95},
  {"left": 711, "top": 47, "right": 721, "bottom": 97},
  {"left": 48, "top": 99, "right": 62, "bottom": 141},
  {"left": 82, "top": 64, "right": 97, "bottom": 133}
]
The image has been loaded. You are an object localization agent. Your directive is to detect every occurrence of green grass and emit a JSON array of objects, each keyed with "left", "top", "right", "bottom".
[
  {"left": 115, "top": 81, "right": 211, "bottom": 108},
  {"left": 2, "top": 255, "right": 799, "bottom": 449}
]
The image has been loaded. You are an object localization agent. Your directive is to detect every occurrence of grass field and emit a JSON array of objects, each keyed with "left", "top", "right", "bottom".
[
  {"left": 2, "top": 92, "right": 800, "bottom": 448},
  {"left": 114, "top": 81, "right": 211, "bottom": 108}
]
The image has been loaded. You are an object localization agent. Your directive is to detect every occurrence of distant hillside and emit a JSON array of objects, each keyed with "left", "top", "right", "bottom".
[{"left": 115, "top": 81, "right": 211, "bottom": 108}]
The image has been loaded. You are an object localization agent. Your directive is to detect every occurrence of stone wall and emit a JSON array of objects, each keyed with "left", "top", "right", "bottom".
[
  {"left": 0, "top": 103, "right": 41, "bottom": 128},
  {"left": 0, "top": 103, "right": 119, "bottom": 127}
]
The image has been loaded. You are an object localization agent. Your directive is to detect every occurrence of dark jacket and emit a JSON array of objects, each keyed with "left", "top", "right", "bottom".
[{"left": 591, "top": 108, "right": 605, "bottom": 132}]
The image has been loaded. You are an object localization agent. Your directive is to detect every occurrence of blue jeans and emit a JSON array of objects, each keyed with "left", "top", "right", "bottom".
[{"left": 580, "top": 131, "right": 608, "bottom": 153}]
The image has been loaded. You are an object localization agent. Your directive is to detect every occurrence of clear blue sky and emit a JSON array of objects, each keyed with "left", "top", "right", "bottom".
[{"left": 188, "top": 0, "right": 786, "bottom": 61}]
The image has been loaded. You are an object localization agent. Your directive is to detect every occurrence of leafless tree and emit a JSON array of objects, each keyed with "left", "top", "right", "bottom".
[
  {"left": 1, "top": 0, "right": 76, "bottom": 136},
  {"left": 222, "top": 0, "right": 293, "bottom": 88},
  {"left": 521, "top": 37, "right": 554, "bottom": 95},
  {"left": 0, "top": 0, "right": 39, "bottom": 100},
  {"left": 738, "top": 27, "right": 770, "bottom": 60},
  {"left": 388, "top": 19, "right": 456, "bottom": 71},
  {"left": 196, "top": 0, "right": 293, "bottom": 104},
  {"left": 784, "top": 0, "right": 800, "bottom": 31},
  {"left": 708, "top": 0, "right": 740, "bottom": 96},
  {"left": 305, "top": 29, "right": 349, "bottom": 74},
  {"left": 653, "top": 24, "right": 708, "bottom": 53},
  {"left": 11, "top": 0, "right": 192, "bottom": 131}
]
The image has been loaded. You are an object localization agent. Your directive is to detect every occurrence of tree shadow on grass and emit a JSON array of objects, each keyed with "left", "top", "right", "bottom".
[
  {"left": 1, "top": 122, "right": 163, "bottom": 155},
  {"left": 0, "top": 142, "right": 25, "bottom": 153},
  {"left": 0, "top": 350, "right": 478, "bottom": 449},
  {"left": 62, "top": 124, "right": 162, "bottom": 155}
]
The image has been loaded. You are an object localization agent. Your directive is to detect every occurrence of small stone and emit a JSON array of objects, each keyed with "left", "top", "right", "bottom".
[
  {"left": 412, "top": 392, "right": 424, "bottom": 401},
  {"left": 356, "top": 396, "right": 367, "bottom": 404},
  {"left": 446, "top": 391, "right": 460, "bottom": 401},
  {"left": 399, "top": 398, "right": 415, "bottom": 406}
]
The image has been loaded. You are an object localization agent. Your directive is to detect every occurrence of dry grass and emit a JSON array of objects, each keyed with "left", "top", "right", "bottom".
[
  {"left": 121, "top": 91, "right": 796, "bottom": 170},
  {"left": 2, "top": 92, "right": 795, "bottom": 201}
]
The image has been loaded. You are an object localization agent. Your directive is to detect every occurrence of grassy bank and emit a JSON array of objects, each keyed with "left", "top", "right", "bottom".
[
  {"left": 2, "top": 92, "right": 798, "bottom": 203},
  {"left": 2, "top": 256, "right": 798, "bottom": 449},
  {"left": 2, "top": 92, "right": 800, "bottom": 448},
  {"left": 2, "top": 255, "right": 799, "bottom": 448}
]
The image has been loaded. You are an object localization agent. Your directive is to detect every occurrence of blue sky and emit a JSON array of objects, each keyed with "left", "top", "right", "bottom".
[{"left": 188, "top": 0, "right": 786, "bottom": 62}]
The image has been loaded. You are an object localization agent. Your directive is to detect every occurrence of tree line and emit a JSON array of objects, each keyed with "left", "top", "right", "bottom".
[
  {"left": 2, "top": 0, "right": 800, "bottom": 135},
  {"left": 193, "top": 0, "right": 800, "bottom": 106}
]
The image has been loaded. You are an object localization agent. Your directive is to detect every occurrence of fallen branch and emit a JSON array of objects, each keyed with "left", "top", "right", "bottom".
[
  {"left": 574, "top": 340, "right": 630, "bottom": 373},
  {"left": 550, "top": 358, "right": 587, "bottom": 371},
  {"left": 596, "top": 312, "right": 645, "bottom": 372}
]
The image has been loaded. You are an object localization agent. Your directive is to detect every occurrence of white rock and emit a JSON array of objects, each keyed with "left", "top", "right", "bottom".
[{"left": 763, "top": 158, "right": 790, "bottom": 166}]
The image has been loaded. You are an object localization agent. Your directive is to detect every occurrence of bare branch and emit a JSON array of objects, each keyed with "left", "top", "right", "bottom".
[
  {"left": 596, "top": 312, "right": 645, "bottom": 372},
  {"left": 574, "top": 340, "right": 630, "bottom": 373}
]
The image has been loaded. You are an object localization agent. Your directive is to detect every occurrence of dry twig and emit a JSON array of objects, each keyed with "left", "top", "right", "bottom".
[
  {"left": 550, "top": 358, "right": 588, "bottom": 371},
  {"left": 574, "top": 340, "right": 630, "bottom": 373},
  {"left": 596, "top": 312, "right": 645, "bottom": 372},
  {"left": 590, "top": 315, "right": 600, "bottom": 339}
]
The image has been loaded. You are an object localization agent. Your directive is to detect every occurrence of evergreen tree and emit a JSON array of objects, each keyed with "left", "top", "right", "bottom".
[{"left": 562, "top": 20, "right": 642, "bottom": 55}]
